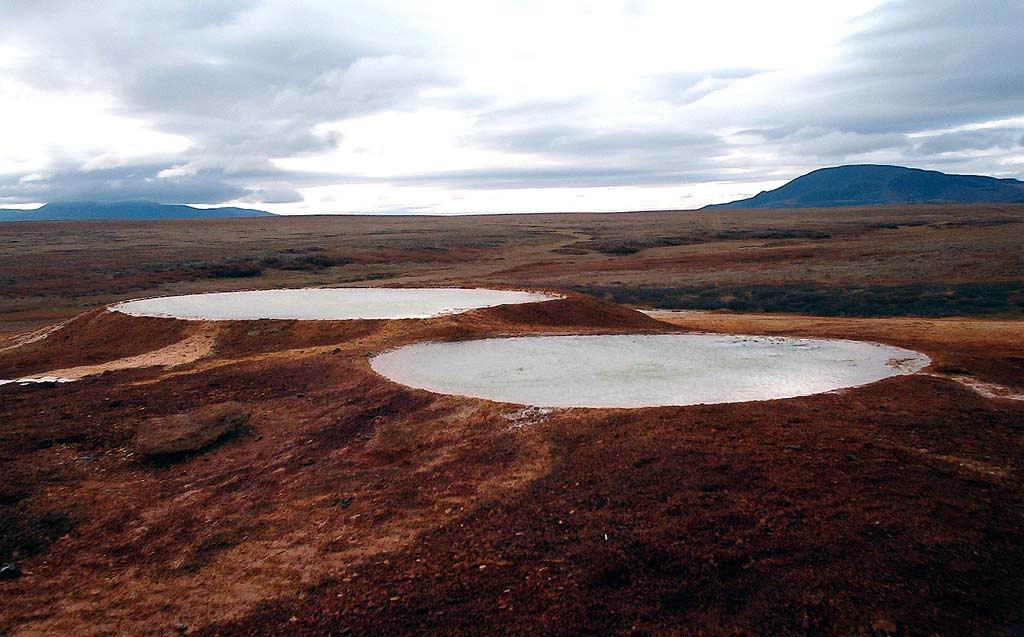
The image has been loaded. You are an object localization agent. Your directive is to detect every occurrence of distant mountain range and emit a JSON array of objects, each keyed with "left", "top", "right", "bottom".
[
  {"left": 705, "top": 165, "right": 1024, "bottom": 209},
  {"left": 6, "top": 166, "right": 1023, "bottom": 219},
  {"left": 0, "top": 201, "right": 275, "bottom": 221}
]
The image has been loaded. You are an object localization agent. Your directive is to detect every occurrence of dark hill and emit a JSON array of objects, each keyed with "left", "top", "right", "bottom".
[
  {"left": 0, "top": 201, "right": 275, "bottom": 221},
  {"left": 705, "top": 165, "right": 1024, "bottom": 209}
]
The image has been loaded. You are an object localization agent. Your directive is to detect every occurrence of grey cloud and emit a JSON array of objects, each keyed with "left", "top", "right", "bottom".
[
  {"left": 238, "top": 187, "right": 305, "bottom": 204},
  {"left": 0, "top": 163, "right": 249, "bottom": 204},
  {"left": 700, "top": 0, "right": 1024, "bottom": 136},
  {"left": 0, "top": 158, "right": 353, "bottom": 205},
  {"left": 1, "top": 1, "right": 451, "bottom": 202},
  {"left": 476, "top": 124, "right": 720, "bottom": 157},
  {"left": 381, "top": 165, "right": 734, "bottom": 190},
  {"left": 913, "top": 128, "right": 1024, "bottom": 154},
  {"left": 651, "top": 69, "right": 764, "bottom": 106},
  {"left": 474, "top": 97, "right": 592, "bottom": 127},
  {"left": 737, "top": 127, "right": 910, "bottom": 158}
]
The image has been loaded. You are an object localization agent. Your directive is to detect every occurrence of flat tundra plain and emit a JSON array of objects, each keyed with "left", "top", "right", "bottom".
[{"left": 1, "top": 204, "right": 1022, "bottom": 635}]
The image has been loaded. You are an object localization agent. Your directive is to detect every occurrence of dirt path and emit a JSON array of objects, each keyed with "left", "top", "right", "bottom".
[
  {"left": 0, "top": 319, "right": 72, "bottom": 354},
  {"left": 17, "top": 322, "right": 220, "bottom": 381}
]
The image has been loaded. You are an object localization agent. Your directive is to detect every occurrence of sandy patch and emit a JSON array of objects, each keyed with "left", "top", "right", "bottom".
[
  {"left": 0, "top": 319, "right": 71, "bottom": 353},
  {"left": 932, "top": 374, "right": 1024, "bottom": 401},
  {"left": 27, "top": 323, "right": 219, "bottom": 381}
]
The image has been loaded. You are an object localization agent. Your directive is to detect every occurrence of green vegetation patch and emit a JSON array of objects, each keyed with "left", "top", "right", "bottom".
[
  {"left": 574, "top": 281, "right": 1024, "bottom": 317},
  {"left": 578, "top": 228, "right": 833, "bottom": 255}
]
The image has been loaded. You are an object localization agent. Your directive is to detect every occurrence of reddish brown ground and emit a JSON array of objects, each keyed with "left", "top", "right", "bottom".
[{"left": 1, "top": 294, "right": 1022, "bottom": 636}]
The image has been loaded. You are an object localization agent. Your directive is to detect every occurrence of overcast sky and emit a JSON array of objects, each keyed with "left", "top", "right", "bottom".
[{"left": 1, "top": 0, "right": 1022, "bottom": 214}]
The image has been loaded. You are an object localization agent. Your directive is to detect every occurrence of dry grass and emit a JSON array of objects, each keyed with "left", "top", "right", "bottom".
[{"left": 2, "top": 203, "right": 1022, "bottom": 336}]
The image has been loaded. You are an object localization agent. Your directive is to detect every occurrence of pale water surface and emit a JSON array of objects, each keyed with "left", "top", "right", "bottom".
[
  {"left": 0, "top": 376, "right": 74, "bottom": 388},
  {"left": 371, "top": 334, "right": 930, "bottom": 408},
  {"left": 111, "top": 288, "right": 557, "bottom": 321}
]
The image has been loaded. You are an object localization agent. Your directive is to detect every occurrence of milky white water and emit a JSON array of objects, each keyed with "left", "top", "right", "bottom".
[
  {"left": 371, "top": 334, "right": 930, "bottom": 408},
  {"left": 110, "top": 288, "right": 558, "bottom": 321},
  {"left": 0, "top": 376, "right": 74, "bottom": 388}
]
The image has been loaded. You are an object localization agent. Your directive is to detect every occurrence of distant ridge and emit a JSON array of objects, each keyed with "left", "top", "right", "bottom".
[
  {"left": 0, "top": 201, "right": 275, "bottom": 221},
  {"left": 705, "top": 165, "right": 1024, "bottom": 209}
]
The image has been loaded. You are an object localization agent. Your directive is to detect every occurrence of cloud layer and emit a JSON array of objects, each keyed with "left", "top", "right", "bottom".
[{"left": 1, "top": 0, "right": 1022, "bottom": 213}]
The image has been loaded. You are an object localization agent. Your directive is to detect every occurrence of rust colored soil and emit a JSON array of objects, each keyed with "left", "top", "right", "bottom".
[
  {"left": 1, "top": 296, "right": 1022, "bottom": 636},
  {"left": 0, "top": 310, "right": 191, "bottom": 378}
]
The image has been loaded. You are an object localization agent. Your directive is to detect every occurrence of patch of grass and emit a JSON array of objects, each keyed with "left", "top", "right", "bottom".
[
  {"left": 709, "top": 229, "right": 832, "bottom": 240},
  {"left": 199, "top": 262, "right": 263, "bottom": 279},
  {"left": 933, "top": 218, "right": 1022, "bottom": 228},
  {"left": 260, "top": 253, "right": 352, "bottom": 271},
  {"left": 580, "top": 229, "right": 833, "bottom": 255},
  {"left": 338, "top": 271, "right": 397, "bottom": 283},
  {"left": 142, "top": 246, "right": 355, "bottom": 280},
  {"left": 600, "top": 244, "right": 642, "bottom": 255},
  {"left": 864, "top": 221, "right": 929, "bottom": 230},
  {"left": 583, "top": 236, "right": 698, "bottom": 255},
  {"left": 574, "top": 281, "right": 1024, "bottom": 317}
]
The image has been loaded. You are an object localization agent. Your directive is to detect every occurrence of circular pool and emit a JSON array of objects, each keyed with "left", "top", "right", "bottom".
[
  {"left": 371, "top": 334, "right": 929, "bottom": 408},
  {"left": 110, "top": 288, "right": 558, "bottom": 321}
]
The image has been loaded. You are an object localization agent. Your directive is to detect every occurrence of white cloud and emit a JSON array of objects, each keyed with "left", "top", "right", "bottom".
[
  {"left": 0, "top": 79, "right": 190, "bottom": 175},
  {"left": 156, "top": 163, "right": 200, "bottom": 179}
]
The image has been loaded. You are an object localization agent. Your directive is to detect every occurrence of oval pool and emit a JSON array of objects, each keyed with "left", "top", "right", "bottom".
[
  {"left": 110, "top": 288, "right": 558, "bottom": 321},
  {"left": 371, "top": 334, "right": 929, "bottom": 408}
]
